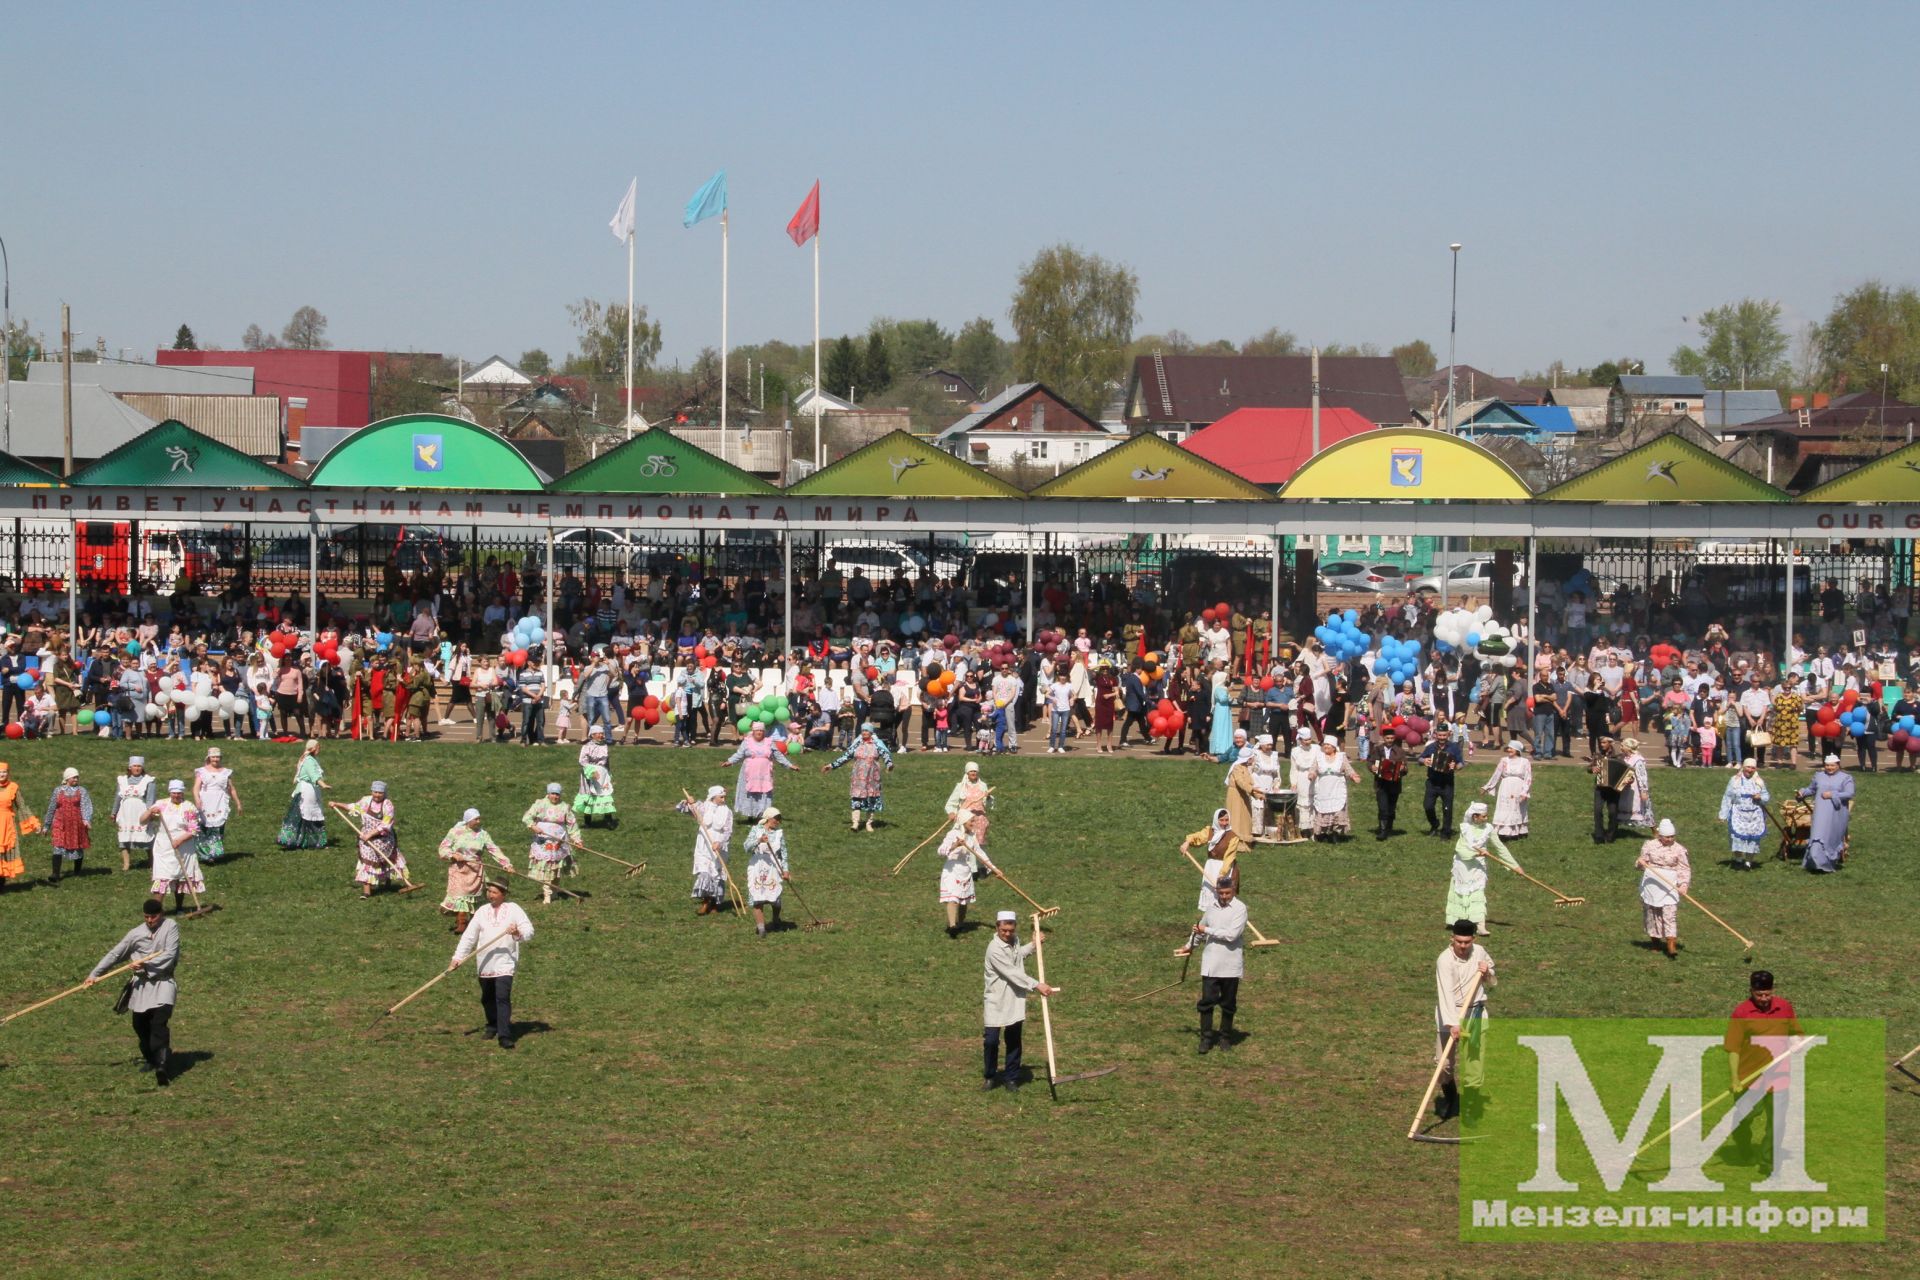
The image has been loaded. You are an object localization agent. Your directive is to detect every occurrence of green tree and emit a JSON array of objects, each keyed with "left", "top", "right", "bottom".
[
  {"left": 281, "top": 305, "right": 330, "bottom": 349},
  {"left": 172, "top": 324, "right": 198, "bottom": 351},
  {"left": 871, "top": 318, "right": 951, "bottom": 374},
  {"left": 1240, "top": 327, "right": 1300, "bottom": 357},
  {"left": 3, "top": 318, "right": 43, "bottom": 380},
  {"left": 371, "top": 353, "right": 456, "bottom": 421},
  {"left": 1008, "top": 243, "right": 1139, "bottom": 413},
  {"left": 824, "top": 335, "right": 860, "bottom": 399},
  {"left": 1811, "top": 281, "right": 1920, "bottom": 400},
  {"left": 518, "top": 348, "right": 551, "bottom": 378},
  {"left": 951, "top": 317, "right": 1009, "bottom": 394},
  {"left": 1671, "top": 298, "right": 1790, "bottom": 389},
  {"left": 860, "top": 332, "right": 893, "bottom": 398},
  {"left": 564, "top": 298, "right": 663, "bottom": 379},
  {"left": 1317, "top": 341, "right": 1381, "bottom": 358},
  {"left": 1391, "top": 339, "right": 1437, "bottom": 377}
]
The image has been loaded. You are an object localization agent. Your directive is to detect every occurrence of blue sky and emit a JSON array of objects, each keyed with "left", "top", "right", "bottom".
[{"left": 4, "top": 1, "right": 1916, "bottom": 379}]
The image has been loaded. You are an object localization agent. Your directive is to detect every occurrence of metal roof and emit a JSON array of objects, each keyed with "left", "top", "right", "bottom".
[
  {"left": 116, "top": 394, "right": 282, "bottom": 458},
  {"left": 27, "top": 360, "right": 254, "bottom": 394},
  {"left": 2, "top": 381, "right": 158, "bottom": 463},
  {"left": 1701, "top": 389, "right": 1784, "bottom": 428},
  {"left": 933, "top": 383, "right": 1041, "bottom": 443},
  {"left": 1618, "top": 374, "right": 1706, "bottom": 397},
  {"left": 1514, "top": 405, "right": 1577, "bottom": 434}
]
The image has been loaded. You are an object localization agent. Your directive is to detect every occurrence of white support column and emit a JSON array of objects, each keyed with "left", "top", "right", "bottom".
[
  {"left": 782, "top": 530, "right": 793, "bottom": 661},
  {"left": 1023, "top": 550, "right": 1034, "bottom": 640},
  {"left": 307, "top": 514, "right": 319, "bottom": 637},
  {"left": 67, "top": 517, "right": 77, "bottom": 638},
  {"left": 1526, "top": 537, "right": 1539, "bottom": 672},
  {"left": 1783, "top": 539, "right": 1795, "bottom": 678},
  {"left": 1270, "top": 535, "right": 1282, "bottom": 634},
  {"left": 545, "top": 526, "right": 555, "bottom": 647}
]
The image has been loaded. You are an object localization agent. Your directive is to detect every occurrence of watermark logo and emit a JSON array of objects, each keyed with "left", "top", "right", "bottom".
[{"left": 1459, "top": 1018, "right": 1883, "bottom": 1241}]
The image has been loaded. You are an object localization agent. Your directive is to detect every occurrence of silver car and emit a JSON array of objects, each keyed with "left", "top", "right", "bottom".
[{"left": 1318, "top": 561, "right": 1408, "bottom": 592}]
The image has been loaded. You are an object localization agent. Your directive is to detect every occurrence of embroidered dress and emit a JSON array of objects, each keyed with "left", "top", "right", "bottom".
[
  {"left": 277, "top": 755, "right": 328, "bottom": 849},
  {"left": 437, "top": 824, "right": 511, "bottom": 915},
  {"left": 1769, "top": 692, "right": 1804, "bottom": 749},
  {"left": 347, "top": 795, "right": 406, "bottom": 886},
  {"left": 45, "top": 784, "right": 93, "bottom": 863},
  {"left": 1443, "top": 822, "right": 1519, "bottom": 926},
  {"left": 1482, "top": 755, "right": 1532, "bottom": 837},
  {"left": 149, "top": 800, "right": 205, "bottom": 896},
  {"left": 724, "top": 735, "right": 795, "bottom": 820},
  {"left": 520, "top": 799, "right": 579, "bottom": 884},
  {"left": 743, "top": 819, "right": 788, "bottom": 905},
  {"left": 194, "top": 765, "right": 235, "bottom": 862},
  {"left": 938, "top": 825, "right": 993, "bottom": 905},
  {"left": 573, "top": 742, "right": 617, "bottom": 821},
  {"left": 1619, "top": 752, "right": 1654, "bottom": 828},
  {"left": 0, "top": 779, "right": 22, "bottom": 879},
  {"left": 1309, "top": 750, "right": 1353, "bottom": 835},
  {"left": 828, "top": 738, "right": 894, "bottom": 812},
  {"left": 943, "top": 776, "right": 993, "bottom": 842},
  {"left": 682, "top": 798, "right": 734, "bottom": 901},
  {"left": 1718, "top": 773, "right": 1770, "bottom": 858},
  {"left": 115, "top": 773, "right": 157, "bottom": 851}
]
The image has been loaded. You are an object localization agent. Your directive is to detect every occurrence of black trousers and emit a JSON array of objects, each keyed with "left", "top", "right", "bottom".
[
  {"left": 479, "top": 974, "right": 514, "bottom": 1038},
  {"left": 1423, "top": 777, "right": 1456, "bottom": 832},
  {"left": 1374, "top": 778, "right": 1402, "bottom": 832},
  {"left": 132, "top": 1003, "right": 173, "bottom": 1071},
  {"left": 983, "top": 1020, "right": 1023, "bottom": 1083},
  {"left": 1593, "top": 787, "right": 1621, "bottom": 842},
  {"left": 1118, "top": 708, "right": 1151, "bottom": 745},
  {"left": 1197, "top": 975, "right": 1240, "bottom": 1033}
]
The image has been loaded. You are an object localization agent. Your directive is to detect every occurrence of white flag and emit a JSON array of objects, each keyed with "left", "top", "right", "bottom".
[{"left": 609, "top": 177, "right": 636, "bottom": 242}]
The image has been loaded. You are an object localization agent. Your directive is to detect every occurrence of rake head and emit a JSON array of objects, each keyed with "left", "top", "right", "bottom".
[
  {"left": 625, "top": 863, "right": 648, "bottom": 878},
  {"left": 1036, "top": 906, "right": 1062, "bottom": 919},
  {"left": 1552, "top": 896, "right": 1587, "bottom": 907}
]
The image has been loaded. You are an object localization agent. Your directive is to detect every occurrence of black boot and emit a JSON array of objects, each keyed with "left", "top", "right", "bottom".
[
  {"left": 1218, "top": 1014, "right": 1236, "bottom": 1049},
  {"left": 1436, "top": 1082, "right": 1459, "bottom": 1120},
  {"left": 1198, "top": 1010, "right": 1215, "bottom": 1055}
]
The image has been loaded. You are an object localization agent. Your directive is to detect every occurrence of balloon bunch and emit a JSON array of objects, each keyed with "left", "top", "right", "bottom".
[
  {"left": 1141, "top": 651, "right": 1168, "bottom": 684},
  {"left": 1649, "top": 642, "right": 1682, "bottom": 670},
  {"left": 1313, "top": 610, "right": 1369, "bottom": 664},
  {"left": 1812, "top": 689, "right": 1864, "bottom": 741},
  {"left": 630, "top": 693, "right": 664, "bottom": 730},
  {"left": 1384, "top": 712, "right": 1431, "bottom": 746},
  {"left": 1033, "top": 629, "right": 1067, "bottom": 658},
  {"left": 922, "top": 662, "right": 957, "bottom": 701},
  {"left": 10, "top": 668, "right": 40, "bottom": 691},
  {"left": 736, "top": 691, "right": 793, "bottom": 741},
  {"left": 1434, "top": 606, "right": 1517, "bottom": 668},
  {"left": 1148, "top": 696, "right": 1185, "bottom": 740},
  {"left": 1892, "top": 713, "right": 1917, "bottom": 753},
  {"left": 691, "top": 642, "right": 718, "bottom": 670},
  {"left": 1375, "top": 635, "right": 1423, "bottom": 687},
  {"left": 505, "top": 614, "right": 547, "bottom": 659},
  {"left": 1200, "top": 600, "right": 1232, "bottom": 626},
  {"left": 265, "top": 629, "right": 302, "bottom": 664},
  {"left": 150, "top": 675, "right": 244, "bottom": 726},
  {"left": 312, "top": 635, "right": 342, "bottom": 667}
]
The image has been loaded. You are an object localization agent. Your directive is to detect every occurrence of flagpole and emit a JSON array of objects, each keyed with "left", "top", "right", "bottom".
[
  {"left": 813, "top": 221, "right": 822, "bottom": 468},
  {"left": 719, "top": 208, "right": 729, "bottom": 464},
  {"left": 624, "top": 218, "right": 636, "bottom": 438}
]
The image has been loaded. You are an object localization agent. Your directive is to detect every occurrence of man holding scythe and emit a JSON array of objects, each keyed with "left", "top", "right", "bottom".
[{"left": 982, "top": 910, "right": 1058, "bottom": 1093}]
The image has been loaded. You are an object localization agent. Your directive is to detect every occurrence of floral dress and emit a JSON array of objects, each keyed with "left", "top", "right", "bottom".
[
  {"left": 277, "top": 755, "right": 328, "bottom": 849},
  {"left": 520, "top": 798, "right": 580, "bottom": 884},
  {"left": 1770, "top": 691, "right": 1805, "bottom": 749},
  {"left": 0, "top": 778, "right": 24, "bottom": 879},
  {"left": 828, "top": 738, "right": 894, "bottom": 813},
  {"left": 743, "top": 819, "right": 788, "bottom": 906},
  {"left": 194, "top": 765, "right": 235, "bottom": 862},
  {"left": 574, "top": 741, "right": 616, "bottom": 822},
  {"left": 437, "top": 824, "right": 512, "bottom": 915},
  {"left": 346, "top": 795, "right": 406, "bottom": 886},
  {"left": 725, "top": 735, "right": 796, "bottom": 820}
]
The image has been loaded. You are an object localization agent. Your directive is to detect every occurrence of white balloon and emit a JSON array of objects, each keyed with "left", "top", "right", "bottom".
[
  {"left": 158, "top": 676, "right": 177, "bottom": 692},
  {"left": 183, "top": 707, "right": 201, "bottom": 723},
  {"left": 200, "top": 694, "right": 219, "bottom": 711},
  {"left": 143, "top": 701, "right": 161, "bottom": 720},
  {"left": 1476, "top": 605, "right": 1494, "bottom": 622},
  {"left": 154, "top": 691, "right": 171, "bottom": 708},
  {"left": 218, "top": 693, "right": 238, "bottom": 712}
]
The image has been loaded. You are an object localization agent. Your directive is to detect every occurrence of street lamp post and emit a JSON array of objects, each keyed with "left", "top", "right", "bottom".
[
  {"left": 1, "top": 233, "right": 11, "bottom": 455},
  {"left": 1446, "top": 243, "right": 1462, "bottom": 433}
]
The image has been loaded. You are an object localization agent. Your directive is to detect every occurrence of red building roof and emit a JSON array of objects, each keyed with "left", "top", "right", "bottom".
[
  {"left": 1178, "top": 407, "right": 1376, "bottom": 485},
  {"left": 156, "top": 349, "right": 376, "bottom": 429}
]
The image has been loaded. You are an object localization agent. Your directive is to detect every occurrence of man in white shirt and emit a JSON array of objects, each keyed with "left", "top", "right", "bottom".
[
  {"left": 1434, "top": 918, "right": 1496, "bottom": 1121},
  {"left": 450, "top": 879, "right": 535, "bottom": 1049},
  {"left": 1185, "top": 876, "right": 1248, "bottom": 1054},
  {"left": 982, "top": 910, "right": 1058, "bottom": 1093}
]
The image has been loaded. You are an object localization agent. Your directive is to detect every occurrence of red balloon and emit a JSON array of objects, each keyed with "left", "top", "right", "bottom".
[
  {"left": 700, "top": 655, "right": 717, "bottom": 669},
  {"left": 507, "top": 649, "right": 528, "bottom": 669},
  {"left": 694, "top": 644, "right": 707, "bottom": 659},
  {"left": 631, "top": 705, "right": 647, "bottom": 721},
  {"left": 1259, "top": 676, "right": 1275, "bottom": 691},
  {"left": 1892, "top": 731, "right": 1910, "bottom": 751},
  {"left": 1215, "top": 602, "right": 1230, "bottom": 619},
  {"left": 642, "top": 694, "right": 661, "bottom": 710},
  {"left": 3, "top": 723, "right": 20, "bottom": 739},
  {"left": 1816, "top": 705, "right": 1838, "bottom": 724},
  {"left": 643, "top": 708, "right": 661, "bottom": 726},
  {"left": 1201, "top": 608, "right": 1216, "bottom": 622}
]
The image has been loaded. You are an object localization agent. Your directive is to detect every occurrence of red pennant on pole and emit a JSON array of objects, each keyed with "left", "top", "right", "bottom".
[{"left": 786, "top": 180, "right": 820, "bottom": 246}]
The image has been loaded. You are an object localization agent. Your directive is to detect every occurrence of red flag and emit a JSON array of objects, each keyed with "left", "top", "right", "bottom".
[{"left": 786, "top": 180, "right": 820, "bottom": 246}]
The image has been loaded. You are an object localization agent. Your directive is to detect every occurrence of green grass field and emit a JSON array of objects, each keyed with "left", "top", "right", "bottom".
[{"left": 0, "top": 736, "right": 1912, "bottom": 1278}]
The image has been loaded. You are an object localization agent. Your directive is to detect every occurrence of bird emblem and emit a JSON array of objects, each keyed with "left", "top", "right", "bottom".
[
  {"left": 416, "top": 442, "right": 442, "bottom": 469},
  {"left": 1393, "top": 454, "right": 1420, "bottom": 485},
  {"left": 1131, "top": 466, "right": 1173, "bottom": 481},
  {"left": 888, "top": 456, "right": 924, "bottom": 483},
  {"left": 1645, "top": 459, "right": 1680, "bottom": 485},
  {"left": 1902, "top": 459, "right": 1920, "bottom": 475}
]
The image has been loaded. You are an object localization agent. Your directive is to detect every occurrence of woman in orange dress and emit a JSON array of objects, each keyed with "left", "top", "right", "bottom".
[{"left": 0, "top": 761, "right": 28, "bottom": 888}]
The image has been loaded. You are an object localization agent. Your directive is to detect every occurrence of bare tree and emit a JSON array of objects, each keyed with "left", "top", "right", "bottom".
[{"left": 281, "top": 305, "right": 331, "bottom": 350}]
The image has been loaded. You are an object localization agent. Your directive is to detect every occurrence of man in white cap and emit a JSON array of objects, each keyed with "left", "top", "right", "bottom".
[
  {"left": 677, "top": 784, "right": 735, "bottom": 915},
  {"left": 1636, "top": 818, "right": 1691, "bottom": 959},
  {"left": 1248, "top": 733, "right": 1283, "bottom": 838},
  {"left": 436, "top": 808, "right": 515, "bottom": 934},
  {"left": 520, "top": 782, "right": 582, "bottom": 904},
  {"left": 982, "top": 910, "right": 1058, "bottom": 1092},
  {"left": 1186, "top": 869, "right": 1247, "bottom": 1054},
  {"left": 1795, "top": 755, "right": 1853, "bottom": 874},
  {"left": 1445, "top": 800, "right": 1521, "bottom": 936},
  {"left": 744, "top": 806, "right": 789, "bottom": 937},
  {"left": 115, "top": 755, "right": 157, "bottom": 873},
  {"left": 450, "top": 876, "right": 533, "bottom": 1049}
]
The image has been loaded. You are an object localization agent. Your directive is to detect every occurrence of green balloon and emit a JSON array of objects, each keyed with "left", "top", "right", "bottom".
[
  {"left": 737, "top": 716, "right": 754, "bottom": 734},
  {"left": 77, "top": 709, "right": 96, "bottom": 727},
  {"left": 774, "top": 700, "right": 790, "bottom": 718},
  {"left": 784, "top": 739, "right": 803, "bottom": 756},
  {"left": 756, "top": 708, "right": 774, "bottom": 723},
  {"left": 760, "top": 694, "right": 779, "bottom": 710}
]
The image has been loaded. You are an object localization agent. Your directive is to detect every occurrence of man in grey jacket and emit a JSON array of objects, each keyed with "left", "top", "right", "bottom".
[
  {"left": 84, "top": 899, "right": 180, "bottom": 1086},
  {"left": 982, "top": 910, "right": 1058, "bottom": 1093}
]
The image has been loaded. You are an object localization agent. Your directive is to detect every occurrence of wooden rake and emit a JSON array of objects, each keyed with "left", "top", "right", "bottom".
[
  {"left": 1892, "top": 1039, "right": 1920, "bottom": 1088},
  {"left": 501, "top": 864, "right": 586, "bottom": 902},
  {"left": 1030, "top": 912, "right": 1119, "bottom": 1098},
  {"left": 1176, "top": 847, "right": 1283, "bottom": 947},
  {"left": 574, "top": 842, "right": 647, "bottom": 878},
  {"left": 1, "top": 956, "right": 147, "bottom": 1026},
  {"left": 1641, "top": 862, "right": 1754, "bottom": 956},
  {"left": 991, "top": 868, "right": 1058, "bottom": 919},
  {"left": 1503, "top": 863, "right": 1585, "bottom": 906},
  {"left": 327, "top": 801, "right": 427, "bottom": 896},
  {"left": 1126, "top": 926, "right": 1201, "bottom": 1002},
  {"left": 1630, "top": 1036, "right": 1820, "bottom": 1169},
  {"left": 366, "top": 926, "right": 518, "bottom": 1031},
  {"left": 1408, "top": 970, "right": 1484, "bottom": 1144}
]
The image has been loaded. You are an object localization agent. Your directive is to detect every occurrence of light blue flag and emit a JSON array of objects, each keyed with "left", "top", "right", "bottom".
[{"left": 683, "top": 170, "right": 727, "bottom": 228}]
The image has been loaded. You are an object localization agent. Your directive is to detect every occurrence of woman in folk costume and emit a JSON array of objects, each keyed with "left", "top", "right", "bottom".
[
  {"left": 1208, "top": 680, "right": 1237, "bottom": 761},
  {"left": 1616, "top": 736, "right": 1654, "bottom": 830},
  {"left": 1180, "top": 808, "right": 1246, "bottom": 909},
  {"left": 1480, "top": 741, "right": 1532, "bottom": 839},
  {"left": 723, "top": 721, "right": 797, "bottom": 822},
  {"left": 521, "top": 783, "right": 582, "bottom": 904},
  {"left": 1718, "top": 757, "right": 1771, "bottom": 870},
  {"left": 1247, "top": 734, "right": 1283, "bottom": 837},
  {"left": 822, "top": 721, "right": 894, "bottom": 831},
  {"left": 1445, "top": 801, "right": 1522, "bottom": 936},
  {"left": 145, "top": 779, "right": 204, "bottom": 913},
  {"left": 743, "top": 806, "right": 791, "bottom": 938},
  {"left": 677, "top": 784, "right": 735, "bottom": 915},
  {"left": 1307, "top": 735, "right": 1361, "bottom": 840},
  {"left": 114, "top": 755, "right": 158, "bottom": 872},
  {"left": 943, "top": 761, "right": 993, "bottom": 844},
  {"left": 192, "top": 746, "right": 242, "bottom": 864},
  {"left": 276, "top": 738, "right": 330, "bottom": 849},
  {"left": 1288, "top": 725, "right": 1320, "bottom": 834},
  {"left": 573, "top": 724, "right": 618, "bottom": 827},
  {"left": 346, "top": 780, "right": 406, "bottom": 898},
  {"left": 0, "top": 762, "right": 29, "bottom": 890},
  {"left": 1796, "top": 753, "right": 1854, "bottom": 874},
  {"left": 1222, "top": 737, "right": 1256, "bottom": 842},
  {"left": 44, "top": 766, "right": 93, "bottom": 883},
  {"left": 1635, "top": 818, "right": 1691, "bottom": 958},
  {"left": 438, "top": 808, "right": 515, "bottom": 933},
  {"left": 938, "top": 818, "right": 1002, "bottom": 939}
]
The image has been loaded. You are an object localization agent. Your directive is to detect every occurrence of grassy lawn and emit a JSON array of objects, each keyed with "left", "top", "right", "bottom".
[{"left": 0, "top": 736, "right": 1912, "bottom": 1278}]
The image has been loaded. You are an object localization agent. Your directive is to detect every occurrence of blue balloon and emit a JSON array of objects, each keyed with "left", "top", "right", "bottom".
[
  {"left": 1849, "top": 722, "right": 1866, "bottom": 737},
  {"left": 1466, "top": 631, "right": 1482, "bottom": 647},
  {"left": 12, "top": 674, "right": 31, "bottom": 690},
  {"left": 1343, "top": 608, "right": 1358, "bottom": 624}
]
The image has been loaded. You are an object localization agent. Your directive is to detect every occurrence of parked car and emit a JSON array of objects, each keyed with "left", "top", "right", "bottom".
[
  {"left": 1410, "top": 559, "right": 1526, "bottom": 596},
  {"left": 1318, "top": 561, "right": 1408, "bottom": 592},
  {"left": 253, "top": 535, "right": 347, "bottom": 571},
  {"left": 822, "top": 539, "right": 963, "bottom": 584}
]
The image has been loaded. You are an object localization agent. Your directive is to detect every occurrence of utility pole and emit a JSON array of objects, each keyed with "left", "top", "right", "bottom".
[
  {"left": 1310, "top": 345, "right": 1321, "bottom": 455},
  {"left": 1, "top": 234, "right": 11, "bottom": 455},
  {"left": 1446, "top": 243, "right": 1462, "bottom": 432},
  {"left": 61, "top": 303, "right": 73, "bottom": 476}
]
